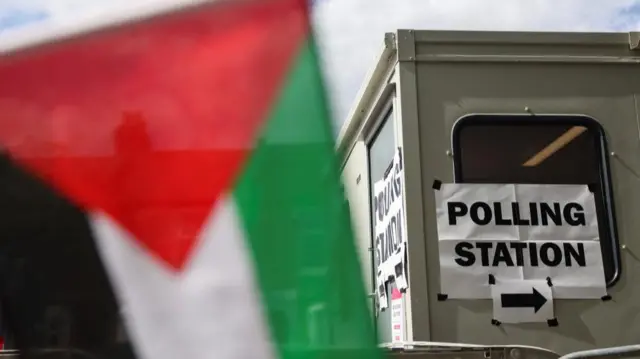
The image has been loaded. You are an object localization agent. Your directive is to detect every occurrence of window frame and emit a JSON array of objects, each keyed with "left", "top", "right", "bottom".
[
  {"left": 366, "top": 103, "right": 395, "bottom": 274},
  {"left": 451, "top": 113, "right": 621, "bottom": 287},
  {"left": 364, "top": 96, "right": 397, "bottom": 341}
]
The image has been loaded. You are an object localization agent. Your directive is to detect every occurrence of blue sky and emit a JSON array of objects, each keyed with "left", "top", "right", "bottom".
[
  {"left": 0, "top": 8, "right": 46, "bottom": 30},
  {"left": 0, "top": 0, "right": 639, "bottom": 131}
]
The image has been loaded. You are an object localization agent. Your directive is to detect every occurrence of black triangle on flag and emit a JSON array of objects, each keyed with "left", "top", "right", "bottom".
[{"left": 0, "top": 153, "right": 135, "bottom": 358}]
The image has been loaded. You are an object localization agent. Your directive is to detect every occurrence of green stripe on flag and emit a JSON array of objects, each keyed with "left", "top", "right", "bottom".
[{"left": 234, "top": 35, "right": 380, "bottom": 359}]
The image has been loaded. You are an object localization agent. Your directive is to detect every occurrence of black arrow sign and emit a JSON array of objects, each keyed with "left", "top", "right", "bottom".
[{"left": 501, "top": 288, "right": 547, "bottom": 313}]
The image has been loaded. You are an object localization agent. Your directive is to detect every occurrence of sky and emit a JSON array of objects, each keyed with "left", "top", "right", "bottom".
[{"left": 0, "top": 0, "right": 639, "bottom": 133}]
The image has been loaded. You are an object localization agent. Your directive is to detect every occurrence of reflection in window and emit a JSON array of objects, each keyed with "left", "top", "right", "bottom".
[{"left": 452, "top": 115, "right": 619, "bottom": 286}]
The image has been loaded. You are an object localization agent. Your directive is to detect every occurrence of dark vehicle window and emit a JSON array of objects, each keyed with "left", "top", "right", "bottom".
[{"left": 452, "top": 114, "right": 620, "bottom": 286}]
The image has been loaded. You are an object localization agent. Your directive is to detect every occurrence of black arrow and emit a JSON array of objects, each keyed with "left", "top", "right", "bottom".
[{"left": 501, "top": 288, "right": 547, "bottom": 313}]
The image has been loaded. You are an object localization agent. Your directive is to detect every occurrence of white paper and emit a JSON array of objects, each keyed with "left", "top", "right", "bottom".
[
  {"left": 376, "top": 275, "right": 388, "bottom": 311},
  {"left": 491, "top": 280, "right": 554, "bottom": 324},
  {"left": 434, "top": 183, "right": 607, "bottom": 299},
  {"left": 435, "top": 183, "right": 520, "bottom": 241},
  {"left": 394, "top": 246, "right": 408, "bottom": 291},
  {"left": 390, "top": 289, "right": 405, "bottom": 343},
  {"left": 373, "top": 148, "right": 409, "bottom": 307}
]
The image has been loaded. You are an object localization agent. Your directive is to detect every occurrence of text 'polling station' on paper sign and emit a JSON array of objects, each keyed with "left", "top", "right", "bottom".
[
  {"left": 454, "top": 241, "right": 587, "bottom": 268},
  {"left": 446, "top": 201, "right": 587, "bottom": 227},
  {"left": 434, "top": 183, "right": 607, "bottom": 300},
  {"left": 373, "top": 148, "right": 408, "bottom": 311}
]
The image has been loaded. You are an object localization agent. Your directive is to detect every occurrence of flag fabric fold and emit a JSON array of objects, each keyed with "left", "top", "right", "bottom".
[{"left": 0, "top": 0, "right": 380, "bottom": 358}]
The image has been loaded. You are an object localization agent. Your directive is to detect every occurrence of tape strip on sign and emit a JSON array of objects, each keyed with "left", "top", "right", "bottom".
[
  {"left": 434, "top": 183, "right": 607, "bottom": 300},
  {"left": 373, "top": 148, "right": 408, "bottom": 311}
]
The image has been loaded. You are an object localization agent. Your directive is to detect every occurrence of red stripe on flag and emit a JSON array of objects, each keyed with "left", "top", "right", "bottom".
[{"left": 0, "top": 0, "right": 308, "bottom": 270}]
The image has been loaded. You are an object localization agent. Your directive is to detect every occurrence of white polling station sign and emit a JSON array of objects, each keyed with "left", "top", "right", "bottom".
[
  {"left": 373, "top": 148, "right": 408, "bottom": 311},
  {"left": 434, "top": 183, "right": 607, "bottom": 300}
]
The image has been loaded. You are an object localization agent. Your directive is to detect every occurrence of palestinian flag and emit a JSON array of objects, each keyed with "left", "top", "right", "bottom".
[{"left": 0, "top": 1, "right": 379, "bottom": 358}]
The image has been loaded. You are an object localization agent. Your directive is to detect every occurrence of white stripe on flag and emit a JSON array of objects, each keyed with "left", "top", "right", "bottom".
[
  {"left": 0, "top": 0, "right": 221, "bottom": 55},
  {"left": 90, "top": 195, "right": 275, "bottom": 359}
]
